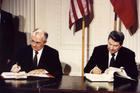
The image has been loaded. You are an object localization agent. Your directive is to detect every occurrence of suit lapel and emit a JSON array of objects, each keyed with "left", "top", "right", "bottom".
[
  {"left": 104, "top": 47, "right": 109, "bottom": 68},
  {"left": 115, "top": 48, "right": 122, "bottom": 66},
  {"left": 28, "top": 46, "right": 34, "bottom": 65},
  {"left": 38, "top": 46, "right": 47, "bottom": 66}
]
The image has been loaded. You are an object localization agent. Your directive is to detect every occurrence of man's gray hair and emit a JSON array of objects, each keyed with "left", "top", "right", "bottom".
[{"left": 32, "top": 28, "right": 48, "bottom": 42}]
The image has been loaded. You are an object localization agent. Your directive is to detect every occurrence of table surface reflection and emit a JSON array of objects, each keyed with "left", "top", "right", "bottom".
[{"left": 0, "top": 75, "right": 140, "bottom": 93}]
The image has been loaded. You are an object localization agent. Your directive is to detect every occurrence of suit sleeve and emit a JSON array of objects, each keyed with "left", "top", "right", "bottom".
[
  {"left": 84, "top": 48, "right": 97, "bottom": 73},
  {"left": 50, "top": 51, "right": 63, "bottom": 77},
  {"left": 43, "top": 48, "right": 63, "bottom": 78},
  {"left": 124, "top": 51, "right": 138, "bottom": 80}
]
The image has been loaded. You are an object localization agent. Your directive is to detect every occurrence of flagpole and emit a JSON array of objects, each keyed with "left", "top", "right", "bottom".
[
  {"left": 114, "top": 13, "right": 117, "bottom": 31},
  {"left": 34, "top": 0, "right": 36, "bottom": 29},
  {"left": 82, "top": 19, "right": 85, "bottom": 77},
  {"left": 119, "top": 18, "right": 121, "bottom": 32}
]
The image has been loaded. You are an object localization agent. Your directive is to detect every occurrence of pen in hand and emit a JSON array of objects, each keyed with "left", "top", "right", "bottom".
[
  {"left": 11, "top": 62, "right": 21, "bottom": 73},
  {"left": 91, "top": 65, "right": 102, "bottom": 74}
]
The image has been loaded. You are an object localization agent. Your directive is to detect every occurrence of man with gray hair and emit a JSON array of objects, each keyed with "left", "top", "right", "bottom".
[
  {"left": 84, "top": 31, "right": 138, "bottom": 80},
  {"left": 11, "top": 28, "right": 63, "bottom": 77}
]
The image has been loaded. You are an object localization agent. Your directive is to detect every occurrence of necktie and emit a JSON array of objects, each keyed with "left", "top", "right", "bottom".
[
  {"left": 33, "top": 51, "right": 38, "bottom": 67},
  {"left": 110, "top": 53, "right": 115, "bottom": 67}
]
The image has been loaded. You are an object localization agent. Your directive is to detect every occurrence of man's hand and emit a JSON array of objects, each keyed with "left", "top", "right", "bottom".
[
  {"left": 11, "top": 64, "right": 21, "bottom": 73},
  {"left": 28, "top": 69, "right": 48, "bottom": 75},
  {"left": 90, "top": 66, "right": 102, "bottom": 74},
  {"left": 104, "top": 67, "right": 121, "bottom": 74}
]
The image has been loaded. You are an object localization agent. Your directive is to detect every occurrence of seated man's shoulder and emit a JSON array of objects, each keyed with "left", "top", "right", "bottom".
[
  {"left": 20, "top": 45, "right": 31, "bottom": 50},
  {"left": 44, "top": 45, "right": 58, "bottom": 53},
  {"left": 120, "top": 47, "right": 135, "bottom": 55},
  {"left": 94, "top": 45, "right": 107, "bottom": 50},
  {"left": 1, "top": 10, "right": 13, "bottom": 16}
]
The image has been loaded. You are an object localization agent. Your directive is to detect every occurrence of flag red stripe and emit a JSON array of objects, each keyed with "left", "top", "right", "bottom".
[
  {"left": 69, "top": 0, "right": 90, "bottom": 29},
  {"left": 86, "top": 0, "right": 90, "bottom": 14},
  {"left": 77, "top": 0, "right": 85, "bottom": 16},
  {"left": 69, "top": 14, "right": 73, "bottom": 28},
  {"left": 71, "top": 0, "right": 78, "bottom": 22}
]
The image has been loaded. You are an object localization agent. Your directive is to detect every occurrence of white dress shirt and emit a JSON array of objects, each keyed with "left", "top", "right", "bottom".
[{"left": 33, "top": 48, "right": 43, "bottom": 66}]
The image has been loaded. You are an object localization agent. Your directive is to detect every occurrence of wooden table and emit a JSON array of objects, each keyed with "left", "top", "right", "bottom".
[{"left": 0, "top": 75, "right": 139, "bottom": 93}]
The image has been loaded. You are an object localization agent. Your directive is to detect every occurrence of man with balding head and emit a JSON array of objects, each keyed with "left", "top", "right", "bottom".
[{"left": 11, "top": 28, "right": 63, "bottom": 77}]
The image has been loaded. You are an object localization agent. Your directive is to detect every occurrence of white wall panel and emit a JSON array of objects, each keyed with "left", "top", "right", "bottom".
[{"left": 35, "top": 0, "right": 62, "bottom": 50}]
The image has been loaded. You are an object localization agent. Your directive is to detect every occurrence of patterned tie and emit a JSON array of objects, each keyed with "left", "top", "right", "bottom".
[
  {"left": 110, "top": 53, "right": 115, "bottom": 67},
  {"left": 33, "top": 51, "right": 38, "bottom": 67}
]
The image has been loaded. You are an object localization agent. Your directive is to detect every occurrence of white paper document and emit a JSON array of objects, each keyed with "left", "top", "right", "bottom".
[
  {"left": 1, "top": 72, "right": 27, "bottom": 79},
  {"left": 85, "top": 67, "right": 133, "bottom": 82},
  {"left": 1, "top": 71, "right": 50, "bottom": 79},
  {"left": 85, "top": 73, "right": 114, "bottom": 82}
]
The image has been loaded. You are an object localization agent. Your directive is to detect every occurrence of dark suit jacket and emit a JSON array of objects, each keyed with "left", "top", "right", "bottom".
[
  {"left": 0, "top": 10, "right": 15, "bottom": 73},
  {"left": 13, "top": 45, "right": 63, "bottom": 77},
  {"left": 84, "top": 45, "right": 138, "bottom": 79}
]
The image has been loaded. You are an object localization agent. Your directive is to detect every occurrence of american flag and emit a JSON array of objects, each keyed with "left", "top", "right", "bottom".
[{"left": 69, "top": 0, "right": 90, "bottom": 29}]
